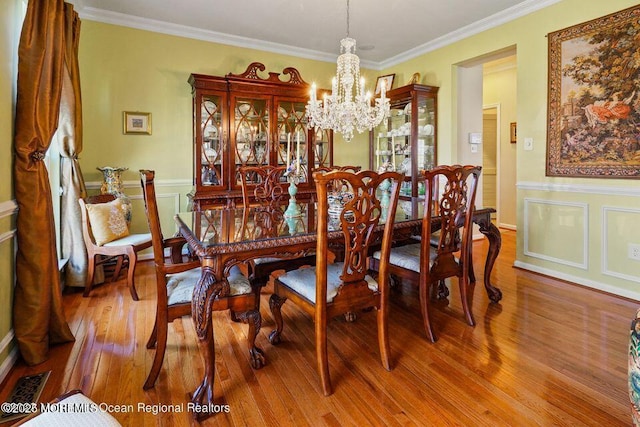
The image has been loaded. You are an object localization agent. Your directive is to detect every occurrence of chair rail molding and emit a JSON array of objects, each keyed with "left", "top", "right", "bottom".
[
  {"left": 517, "top": 181, "right": 640, "bottom": 197},
  {"left": 0, "top": 199, "right": 18, "bottom": 219},
  {"left": 86, "top": 178, "right": 192, "bottom": 191}
]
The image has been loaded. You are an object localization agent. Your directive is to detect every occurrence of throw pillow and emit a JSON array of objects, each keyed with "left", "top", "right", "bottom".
[{"left": 85, "top": 198, "right": 130, "bottom": 245}]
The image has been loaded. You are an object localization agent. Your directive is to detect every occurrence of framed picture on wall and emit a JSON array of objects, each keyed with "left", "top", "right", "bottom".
[
  {"left": 123, "top": 111, "right": 152, "bottom": 135},
  {"left": 375, "top": 74, "right": 394, "bottom": 95},
  {"left": 510, "top": 122, "right": 517, "bottom": 143},
  {"left": 546, "top": 5, "right": 640, "bottom": 178}
]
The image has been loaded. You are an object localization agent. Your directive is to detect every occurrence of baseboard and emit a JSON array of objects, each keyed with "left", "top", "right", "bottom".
[{"left": 513, "top": 260, "right": 640, "bottom": 302}]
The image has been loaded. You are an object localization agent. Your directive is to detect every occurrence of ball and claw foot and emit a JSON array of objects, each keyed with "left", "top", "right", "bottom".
[
  {"left": 250, "top": 346, "right": 266, "bottom": 369},
  {"left": 268, "top": 330, "right": 281, "bottom": 345}
]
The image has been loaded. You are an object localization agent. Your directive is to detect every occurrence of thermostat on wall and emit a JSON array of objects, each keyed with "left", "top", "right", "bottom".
[{"left": 468, "top": 132, "right": 482, "bottom": 144}]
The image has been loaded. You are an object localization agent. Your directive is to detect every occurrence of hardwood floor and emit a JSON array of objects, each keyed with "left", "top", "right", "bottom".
[{"left": 1, "top": 229, "right": 636, "bottom": 426}]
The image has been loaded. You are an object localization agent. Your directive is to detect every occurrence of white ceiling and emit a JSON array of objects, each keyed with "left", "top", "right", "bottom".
[{"left": 71, "top": 0, "right": 559, "bottom": 69}]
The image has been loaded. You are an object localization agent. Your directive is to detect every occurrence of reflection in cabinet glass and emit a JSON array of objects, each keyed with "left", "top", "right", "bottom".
[
  {"left": 188, "top": 63, "right": 333, "bottom": 209},
  {"left": 370, "top": 84, "right": 438, "bottom": 199}
]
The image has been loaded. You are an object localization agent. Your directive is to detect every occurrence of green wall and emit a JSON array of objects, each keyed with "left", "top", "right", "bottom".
[
  {"left": 0, "top": 0, "right": 19, "bottom": 378},
  {"left": 78, "top": 21, "right": 371, "bottom": 188}
]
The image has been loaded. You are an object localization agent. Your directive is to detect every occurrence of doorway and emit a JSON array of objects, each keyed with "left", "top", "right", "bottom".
[{"left": 482, "top": 106, "right": 498, "bottom": 221}]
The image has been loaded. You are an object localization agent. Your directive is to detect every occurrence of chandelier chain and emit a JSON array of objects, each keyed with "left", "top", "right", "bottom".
[{"left": 346, "top": 0, "right": 350, "bottom": 38}]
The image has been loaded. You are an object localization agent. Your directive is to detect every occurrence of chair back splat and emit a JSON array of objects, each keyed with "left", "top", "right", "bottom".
[
  {"left": 238, "top": 164, "right": 315, "bottom": 291},
  {"left": 238, "top": 165, "right": 287, "bottom": 207}
]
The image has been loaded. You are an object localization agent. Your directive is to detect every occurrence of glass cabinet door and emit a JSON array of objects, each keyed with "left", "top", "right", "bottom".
[
  {"left": 416, "top": 96, "right": 436, "bottom": 172},
  {"left": 313, "top": 127, "right": 332, "bottom": 169},
  {"left": 370, "top": 84, "right": 438, "bottom": 199},
  {"left": 276, "top": 99, "right": 308, "bottom": 183},
  {"left": 199, "top": 94, "right": 225, "bottom": 190},
  {"left": 233, "top": 96, "right": 270, "bottom": 186}
]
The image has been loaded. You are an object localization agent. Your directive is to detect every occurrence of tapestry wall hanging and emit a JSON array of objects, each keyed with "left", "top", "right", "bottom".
[{"left": 546, "top": 5, "right": 640, "bottom": 178}]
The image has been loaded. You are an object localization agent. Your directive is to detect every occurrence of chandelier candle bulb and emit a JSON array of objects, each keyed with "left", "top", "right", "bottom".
[
  {"left": 287, "top": 133, "right": 291, "bottom": 164},
  {"left": 296, "top": 131, "right": 300, "bottom": 174}
]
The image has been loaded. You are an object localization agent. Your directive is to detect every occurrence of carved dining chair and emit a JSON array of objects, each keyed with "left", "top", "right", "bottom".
[
  {"left": 79, "top": 194, "right": 152, "bottom": 300},
  {"left": 139, "top": 169, "right": 259, "bottom": 389},
  {"left": 238, "top": 164, "right": 315, "bottom": 290},
  {"left": 268, "top": 169, "right": 403, "bottom": 396},
  {"left": 238, "top": 165, "right": 288, "bottom": 207},
  {"left": 371, "top": 164, "right": 481, "bottom": 342},
  {"left": 313, "top": 165, "right": 361, "bottom": 196}
]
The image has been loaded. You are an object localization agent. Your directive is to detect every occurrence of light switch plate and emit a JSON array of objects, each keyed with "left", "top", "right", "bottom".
[
  {"left": 524, "top": 137, "right": 533, "bottom": 151},
  {"left": 470, "top": 145, "right": 478, "bottom": 153},
  {"left": 469, "top": 132, "right": 482, "bottom": 144}
]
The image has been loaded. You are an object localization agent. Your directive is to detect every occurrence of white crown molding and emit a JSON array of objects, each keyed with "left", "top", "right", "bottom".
[
  {"left": 77, "top": 7, "right": 351, "bottom": 66},
  {"left": 379, "top": 0, "right": 561, "bottom": 69},
  {"left": 517, "top": 181, "right": 640, "bottom": 197},
  {"left": 78, "top": 0, "right": 559, "bottom": 71},
  {"left": 0, "top": 200, "right": 18, "bottom": 219}
]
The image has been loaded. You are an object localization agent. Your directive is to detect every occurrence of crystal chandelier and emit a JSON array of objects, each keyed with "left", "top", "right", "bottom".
[{"left": 306, "top": 0, "right": 390, "bottom": 142}]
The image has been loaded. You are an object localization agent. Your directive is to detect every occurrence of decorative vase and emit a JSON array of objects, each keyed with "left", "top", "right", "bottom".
[{"left": 97, "top": 166, "right": 132, "bottom": 224}]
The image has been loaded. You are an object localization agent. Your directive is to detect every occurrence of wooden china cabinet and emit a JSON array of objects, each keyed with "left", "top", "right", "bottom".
[
  {"left": 369, "top": 83, "right": 438, "bottom": 200},
  {"left": 188, "top": 63, "right": 333, "bottom": 209}
]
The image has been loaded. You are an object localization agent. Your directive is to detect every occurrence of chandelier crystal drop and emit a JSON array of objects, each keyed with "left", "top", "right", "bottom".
[{"left": 306, "top": 0, "right": 390, "bottom": 142}]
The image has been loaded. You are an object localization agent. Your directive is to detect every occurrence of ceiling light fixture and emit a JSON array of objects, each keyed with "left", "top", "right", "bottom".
[{"left": 306, "top": 0, "right": 390, "bottom": 142}]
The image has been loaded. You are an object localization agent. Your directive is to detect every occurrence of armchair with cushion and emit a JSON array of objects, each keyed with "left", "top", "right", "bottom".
[
  {"left": 79, "top": 194, "right": 152, "bottom": 300},
  {"left": 140, "top": 169, "right": 261, "bottom": 390}
]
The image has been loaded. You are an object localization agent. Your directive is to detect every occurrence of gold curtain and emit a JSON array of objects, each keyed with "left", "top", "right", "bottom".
[
  {"left": 13, "top": 0, "right": 76, "bottom": 365},
  {"left": 59, "top": 4, "right": 87, "bottom": 287}
]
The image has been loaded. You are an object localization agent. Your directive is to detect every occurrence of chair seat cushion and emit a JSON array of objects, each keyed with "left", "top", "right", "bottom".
[
  {"left": 103, "top": 233, "right": 152, "bottom": 247},
  {"left": 254, "top": 257, "right": 281, "bottom": 265},
  {"left": 254, "top": 254, "right": 316, "bottom": 266},
  {"left": 373, "top": 243, "right": 435, "bottom": 273},
  {"left": 166, "top": 265, "right": 252, "bottom": 306},
  {"left": 277, "top": 262, "right": 378, "bottom": 303}
]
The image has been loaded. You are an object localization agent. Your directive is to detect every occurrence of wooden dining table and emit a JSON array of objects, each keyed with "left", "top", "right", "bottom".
[{"left": 174, "top": 198, "right": 502, "bottom": 413}]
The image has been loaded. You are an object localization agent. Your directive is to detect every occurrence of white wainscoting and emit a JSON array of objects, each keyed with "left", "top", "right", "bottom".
[
  {"left": 0, "top": 330, "right": 18, "bottom": 385},
  {"left": 523, "top": 198, "right": 589, "bottom": 269},
  {"left": 0, "top": 200, "right": 18, "bottom": 383},
  {"left": 602, "top": 206, "right": 640, "bottom": 284}
]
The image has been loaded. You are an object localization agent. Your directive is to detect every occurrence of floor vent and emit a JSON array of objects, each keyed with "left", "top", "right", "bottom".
[{"left": 0, "top": 371, "right": 50, "bottom": 423}]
